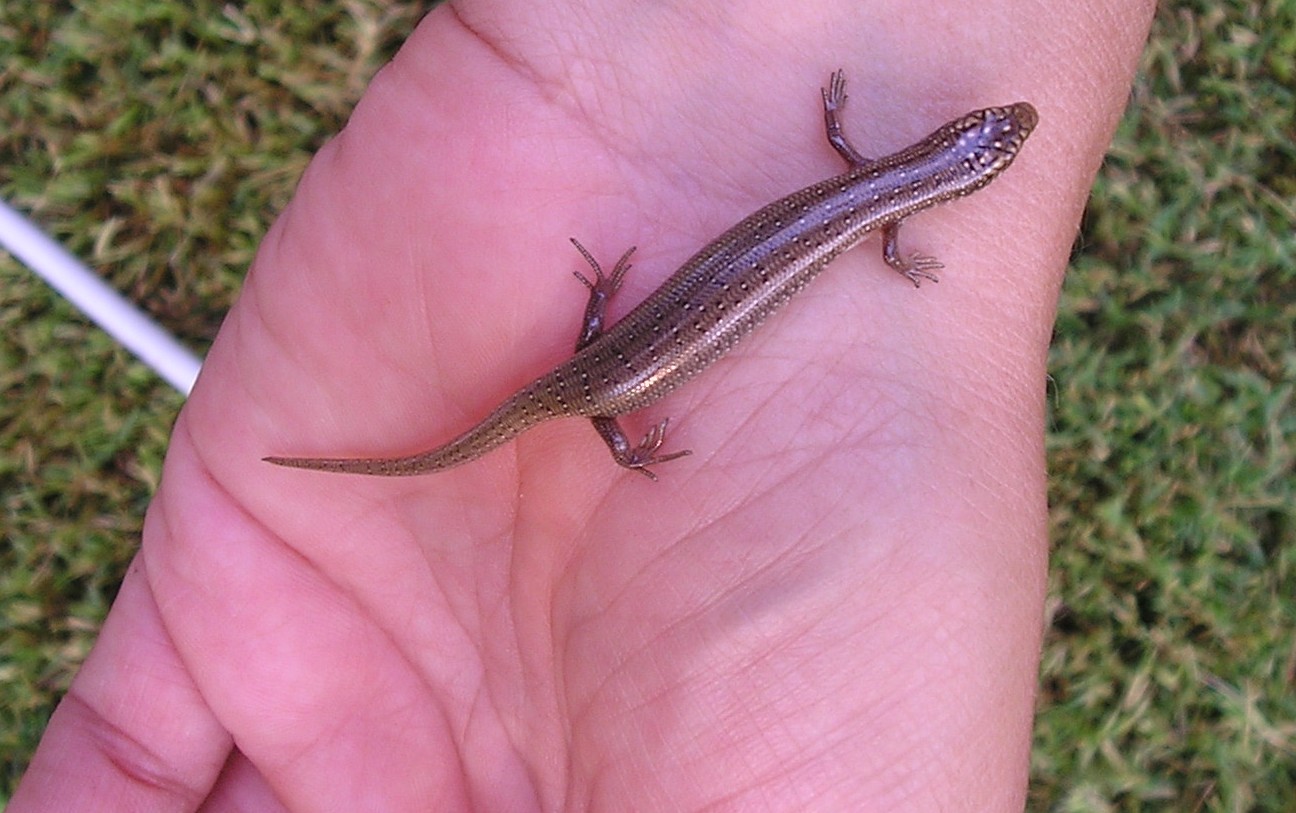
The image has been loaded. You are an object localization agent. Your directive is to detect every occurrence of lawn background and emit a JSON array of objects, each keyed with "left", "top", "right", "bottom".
[{"left": 2, "top": 0, "right": 1292, "bottom": 808}]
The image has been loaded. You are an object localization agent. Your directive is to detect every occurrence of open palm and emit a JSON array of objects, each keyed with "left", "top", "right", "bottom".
[{"left": 13, "top": 1, "right": 1153, "bottom": 810}]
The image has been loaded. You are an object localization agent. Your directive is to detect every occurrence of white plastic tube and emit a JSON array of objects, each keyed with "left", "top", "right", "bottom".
[{"left": 0, "top": 199, "right": 202, "bottom": 396}]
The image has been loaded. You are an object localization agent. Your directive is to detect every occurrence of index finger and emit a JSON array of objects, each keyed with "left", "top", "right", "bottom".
[{"left": 8, "top": 557, "right": 231, "bottom": 812}]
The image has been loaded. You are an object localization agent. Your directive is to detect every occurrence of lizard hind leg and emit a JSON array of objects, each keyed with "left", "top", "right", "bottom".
[
  {"left": 591, "top": 416, "right": 692, "bottom": 481},
  {"left": 568, "top": 241, "right": 692, "bottom": 480},
  {"left": 570, "top": 238, "right": 635, "bottom": 351}
]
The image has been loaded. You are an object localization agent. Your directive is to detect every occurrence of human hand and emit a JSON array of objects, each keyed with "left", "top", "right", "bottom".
[{"left": 12, "top": 0, "right": 1152, "bottom": 809}]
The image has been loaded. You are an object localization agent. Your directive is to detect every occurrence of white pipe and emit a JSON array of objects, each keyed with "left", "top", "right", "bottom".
[{"left": 0, "top": 199, "right": 202, "bottom": 396}]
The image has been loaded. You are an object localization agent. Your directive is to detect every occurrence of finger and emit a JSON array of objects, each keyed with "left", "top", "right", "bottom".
[
  {"left": 8, "top": 556, "right": 231, "bottom": 812},
  {"left": 197, "top": 750, "right": 288, "bottom": 813}
]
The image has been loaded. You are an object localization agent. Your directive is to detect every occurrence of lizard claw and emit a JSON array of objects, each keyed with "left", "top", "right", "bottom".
[{"left": 627, "top": 418, "right": 692, "bottom": 480}]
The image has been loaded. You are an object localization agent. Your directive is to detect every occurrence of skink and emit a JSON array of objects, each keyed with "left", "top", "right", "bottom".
[{"left": 266, "top": 71, "right": 1037, "bottom": 479}]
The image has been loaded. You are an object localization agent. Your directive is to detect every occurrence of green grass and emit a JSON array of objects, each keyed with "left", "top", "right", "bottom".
[
  {"left": 1, "top": 0, "right": 1293, "bottom": 808},
  {"left": 1033, "top": 1, "right": 1296, "bottom": 809}
]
